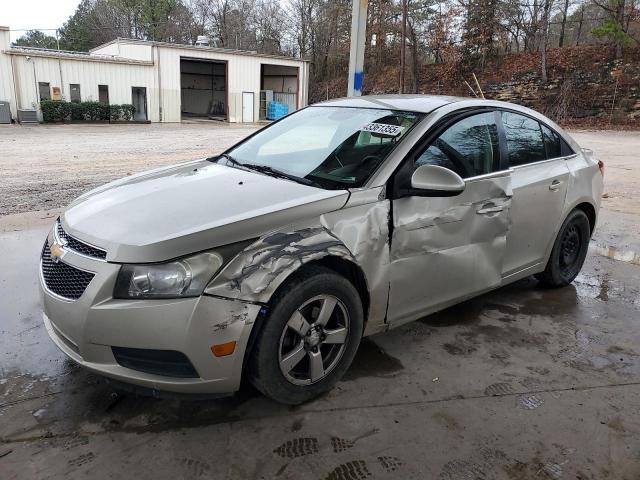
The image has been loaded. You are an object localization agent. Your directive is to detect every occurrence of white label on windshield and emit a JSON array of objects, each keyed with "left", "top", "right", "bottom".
[{"left": 361, "top": 123, "right": 404, "bottom": 136}]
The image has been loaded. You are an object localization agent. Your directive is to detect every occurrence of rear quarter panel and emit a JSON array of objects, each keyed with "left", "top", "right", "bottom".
[{"left": 563, "top": 147, "right": 603, "bottom": 231}]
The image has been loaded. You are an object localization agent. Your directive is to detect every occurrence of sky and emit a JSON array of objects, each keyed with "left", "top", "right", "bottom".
[{"left": 2, "top": 0, "right": 81, "bottom": 42}]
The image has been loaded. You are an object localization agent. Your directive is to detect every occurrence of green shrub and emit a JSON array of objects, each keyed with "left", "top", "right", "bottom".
[
  {"left": 84, "top": 102, "right": 102, "bottom": 121},
  {"left": 109, "top": 104, "right": 122, "bottom": 121},
  {"left": 121, "top": 104, "right": 135, "bottom": 121},
  {"left": 40, "top": 100, "right": 71, "bottom": 122},
  {"left": 40, "top": 100, "right": 136, "bottom": 123},
  {"left": 70, "top": 102, "right": 85, "bottom": 121}
]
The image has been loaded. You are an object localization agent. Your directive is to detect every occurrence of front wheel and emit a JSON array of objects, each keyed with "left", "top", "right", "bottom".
[
  {"left": 248, "top": 266, "right": 364, "bottom": 405},
  {"left": 536, "top": 209, "right": 591, "bottom": 288}
]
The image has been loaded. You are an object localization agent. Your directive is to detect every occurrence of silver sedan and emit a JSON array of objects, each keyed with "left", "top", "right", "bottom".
[{"left": 40, "top": 95, "right": 603, "bottom": 404}]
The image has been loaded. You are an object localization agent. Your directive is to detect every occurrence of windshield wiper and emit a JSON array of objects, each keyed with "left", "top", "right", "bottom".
[
  {"left": 242, "top": 163, "right": 322, "bottom": 188},
  {"left": 214, "top": 152, "right": 245, "bottom": 168}
]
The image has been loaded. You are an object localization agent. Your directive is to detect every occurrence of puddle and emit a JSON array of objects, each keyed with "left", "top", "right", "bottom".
[
  {"left": 419, "top": 298, "right": 486, "bottom": 327},
  {"left": 343, "top": 338, "right": 404, "bottom": 381}
]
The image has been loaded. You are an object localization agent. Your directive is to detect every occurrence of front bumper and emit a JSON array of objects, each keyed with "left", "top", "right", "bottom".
[{"left": 39, "top": 231, "right": 262, "bottom": 395}]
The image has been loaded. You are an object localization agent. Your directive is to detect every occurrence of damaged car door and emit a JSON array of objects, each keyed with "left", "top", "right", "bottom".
[{"left": 387, "top": 111, "right": 513, "bottom": 325}]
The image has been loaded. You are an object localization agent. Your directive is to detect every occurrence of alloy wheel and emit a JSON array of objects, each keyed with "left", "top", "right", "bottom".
[{"left": 278, "top": 294, "right": 350, "bottom": 386}]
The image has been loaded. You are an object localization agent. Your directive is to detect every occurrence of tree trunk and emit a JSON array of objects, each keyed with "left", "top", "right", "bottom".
[
  {"left": 399, "top": 0, "right": 407, "bottom": 94},
  {"left": 558, "top": 0, "right": 570, "bottom": 47},
  {"left": 575, "top": 5, "right": 584, "bottom": 46},
  {"left": 409, "top": 20, "right": 418, "bottom": 93},
  {"left": 541, "top": 0, "right": 551, "bottom": 82},
  {"left": 615, "top": 0, "right": 626, "bottom": 58}
]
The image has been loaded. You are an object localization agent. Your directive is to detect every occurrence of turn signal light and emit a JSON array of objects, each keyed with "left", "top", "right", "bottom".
[{"left": 211, "top": 341, "right": 236, "bottom": 357}]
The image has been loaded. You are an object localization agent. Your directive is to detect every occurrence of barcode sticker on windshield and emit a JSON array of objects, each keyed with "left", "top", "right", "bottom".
[{"left": 361, "top": 123, "right": 404, "bottom": 136}]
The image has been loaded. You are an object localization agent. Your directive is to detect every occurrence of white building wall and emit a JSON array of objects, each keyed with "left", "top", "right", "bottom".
[
  {"left": 0, "top": 27, "right": 18, "bottom": 119},
  {"left": 3, "top": 37, "right": 308, "bottom": 124},
  {"left": 10, "top": 55, "right": 158, "bottom": 121}
]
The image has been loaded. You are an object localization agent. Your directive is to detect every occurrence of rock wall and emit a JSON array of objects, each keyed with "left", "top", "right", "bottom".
[{"left": 311, "top": 46, "right": 640, "bottom": 126}]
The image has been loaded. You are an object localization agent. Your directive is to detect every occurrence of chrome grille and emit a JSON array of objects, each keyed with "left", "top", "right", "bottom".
[
  {"left": 56, "top": 222, "right": 107, "bottom": 260},
  {"left": 41, "top": 243, "right": 95, "bottom": 300}
]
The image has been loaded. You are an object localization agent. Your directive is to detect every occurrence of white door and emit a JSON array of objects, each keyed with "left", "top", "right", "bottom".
[{"left": 242, "top": 92, "right": 254, "bottom": 123}]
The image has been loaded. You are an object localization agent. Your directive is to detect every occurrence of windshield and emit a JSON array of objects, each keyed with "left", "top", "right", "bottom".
[{"left": 224, "top": 106, "right": 423, "bottom": 189}]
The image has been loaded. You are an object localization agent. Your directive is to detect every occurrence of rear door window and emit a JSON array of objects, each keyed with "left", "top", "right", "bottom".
[{"left": 502, "top": 112, "right": 546, "bottom": 166}]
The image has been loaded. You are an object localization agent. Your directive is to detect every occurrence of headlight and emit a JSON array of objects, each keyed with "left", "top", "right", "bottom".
[{"left": 114, "top": 251, "right": 224, "bottom": 299}]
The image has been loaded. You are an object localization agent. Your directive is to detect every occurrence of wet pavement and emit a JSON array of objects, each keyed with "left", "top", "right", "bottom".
[
  {"left": 2, "top": 128, "right": 640, "bottom": 479},
  {"left": 1, "top": 214, "right": 640, "bottom": 479}
]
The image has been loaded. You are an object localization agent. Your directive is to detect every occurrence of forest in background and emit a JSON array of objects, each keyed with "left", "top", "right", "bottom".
[{"left": 12, "top": 0, "right": 640, "bottom": 123}]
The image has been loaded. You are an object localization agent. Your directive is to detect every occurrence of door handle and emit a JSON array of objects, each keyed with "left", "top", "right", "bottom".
[
  {"left": 476, "top": 205, "right": 504, "bottom": 215},
  {"left": 549, "top": 180, "right": 562, "bottom": 191}
]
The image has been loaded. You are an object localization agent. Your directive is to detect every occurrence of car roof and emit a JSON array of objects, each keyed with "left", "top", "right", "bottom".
[{"left": 313, "top": 94, "right": 470, "bottom": 113}]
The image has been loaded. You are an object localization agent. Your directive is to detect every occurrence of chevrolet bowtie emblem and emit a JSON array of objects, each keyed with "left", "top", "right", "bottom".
[{"left": 50, "top": 242, "right": 65, "bottom": 263}]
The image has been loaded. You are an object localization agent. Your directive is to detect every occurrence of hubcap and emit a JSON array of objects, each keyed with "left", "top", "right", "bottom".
[{"left": 278, "top": 294, "right": 349, "bottom": 386}]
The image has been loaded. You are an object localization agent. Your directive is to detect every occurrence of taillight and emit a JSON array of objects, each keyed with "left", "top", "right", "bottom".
[{"left": 598, "top": 160, "right": 605, "bottom": 176}]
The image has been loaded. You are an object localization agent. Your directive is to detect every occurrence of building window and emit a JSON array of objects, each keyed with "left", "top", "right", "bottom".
[
  {"left": 38, "top": 82, "right": 51, "bottom": 101},
  {"left": 70, "top": 84, "right": 81, "bottom": 103},
  {"left": 98, "top": 85, "right": 109, "bottom": 104}
]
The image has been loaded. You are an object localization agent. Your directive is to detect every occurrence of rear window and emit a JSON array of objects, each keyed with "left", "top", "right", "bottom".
[{"left": 502, "top": 112, "right": 546, "bottom": 167}]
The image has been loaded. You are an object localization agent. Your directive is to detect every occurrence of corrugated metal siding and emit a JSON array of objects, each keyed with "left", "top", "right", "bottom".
[
  {"left": 11, "top": 55, "right": 158, "bottom": 121},
  {"left": 0, "top": 30, "right": 17, "bottom": 119}
]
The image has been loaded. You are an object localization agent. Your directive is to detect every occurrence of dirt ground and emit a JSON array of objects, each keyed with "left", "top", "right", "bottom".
[
  {"left": 0, "top": 124, "right": 637, "bottom": 217},
  {"left": 0, "top": 123, "right": 259, "bottom": 216},
  {"left": 1, "top": 123, "right": 640, "bottom": 479}
]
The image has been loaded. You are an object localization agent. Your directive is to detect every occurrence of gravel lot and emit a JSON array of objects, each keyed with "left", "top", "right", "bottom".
[
  {"left": 0, "top": 123, "right": 637, "bottom": 217},
  {"left": 0, "top": 123, "right": 259, "bottom": 215}
]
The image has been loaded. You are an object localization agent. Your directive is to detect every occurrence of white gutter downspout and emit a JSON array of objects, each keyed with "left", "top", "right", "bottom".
[
  {"left": 156, "top": 45, "right": 162, "bottom": 122},
  {"left": 10, "top": 54, "right": 20, "bottom": 112}
]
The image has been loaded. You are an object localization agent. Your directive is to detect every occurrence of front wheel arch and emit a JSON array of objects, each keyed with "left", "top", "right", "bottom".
[{"left": 240, "top": 257, "right": 370, "bottom": 378}]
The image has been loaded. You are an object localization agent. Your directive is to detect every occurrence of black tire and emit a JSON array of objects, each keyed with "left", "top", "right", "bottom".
[
  {"left": 248, "top": 265, "right": 363, "bottom": 405},
  {"left": 536, "top": 209, "right": 590, "bottom": 288}
]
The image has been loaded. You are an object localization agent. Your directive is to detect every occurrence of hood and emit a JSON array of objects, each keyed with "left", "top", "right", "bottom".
[{"left": 62, "top": 160, "right": 349, "bottom": 263}]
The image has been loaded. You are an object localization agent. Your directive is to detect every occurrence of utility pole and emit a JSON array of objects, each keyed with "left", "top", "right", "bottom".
[
  {"left": 399, "top": 0, "right": 407, "bottom": 94},
  {"left": 347, "top": 0, "right": 368, "bottom": 97}
]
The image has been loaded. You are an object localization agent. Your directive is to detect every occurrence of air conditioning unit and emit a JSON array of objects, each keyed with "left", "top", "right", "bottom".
[
  {"left": 18, "top": 109, "right": 38, "bottom": 124},
  {"left": 0, "top": 101, "right": 10, "bottom": 124},
  {"left": 195, "top": 36, "right": 210, "bottom": 47}
]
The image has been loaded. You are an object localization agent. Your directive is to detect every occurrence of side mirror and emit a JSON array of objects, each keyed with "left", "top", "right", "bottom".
[{"left": 410, "top": 164, "right": 465, "bottom": 196}]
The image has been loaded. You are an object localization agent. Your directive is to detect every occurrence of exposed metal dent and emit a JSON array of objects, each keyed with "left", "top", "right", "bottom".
[
  {"left": 322, "top": 200, "right": 391, "bottom": 335},
  {"left": 205, "top": 196, "right": 392, "bottom": 337},
  {"left": 205, "top": 226, "right": 356, "bottom": 300}
]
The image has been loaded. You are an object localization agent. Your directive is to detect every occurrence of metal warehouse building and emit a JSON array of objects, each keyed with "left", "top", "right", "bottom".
[{"left": 0, "top": 26, "right": 309, "bottom": 124}]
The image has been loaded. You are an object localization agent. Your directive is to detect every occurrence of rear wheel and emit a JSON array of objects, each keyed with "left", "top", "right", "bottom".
[
  {"left": 248, "top": 266, "right": 363, "bottom": 404},
  {"left": 536, "top": 209, "right": 590, "bottom": 288}
]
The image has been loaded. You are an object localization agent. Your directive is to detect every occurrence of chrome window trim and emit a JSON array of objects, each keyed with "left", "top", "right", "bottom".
[
  {"left": 464, "top": 168, "right": 514, "bottom": 183},
  {"left": 54, "top": 221, "right": 107, "bottom": 263},
  {"left": 509, "top": 153, "right": 578, "bottom": 171}
]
